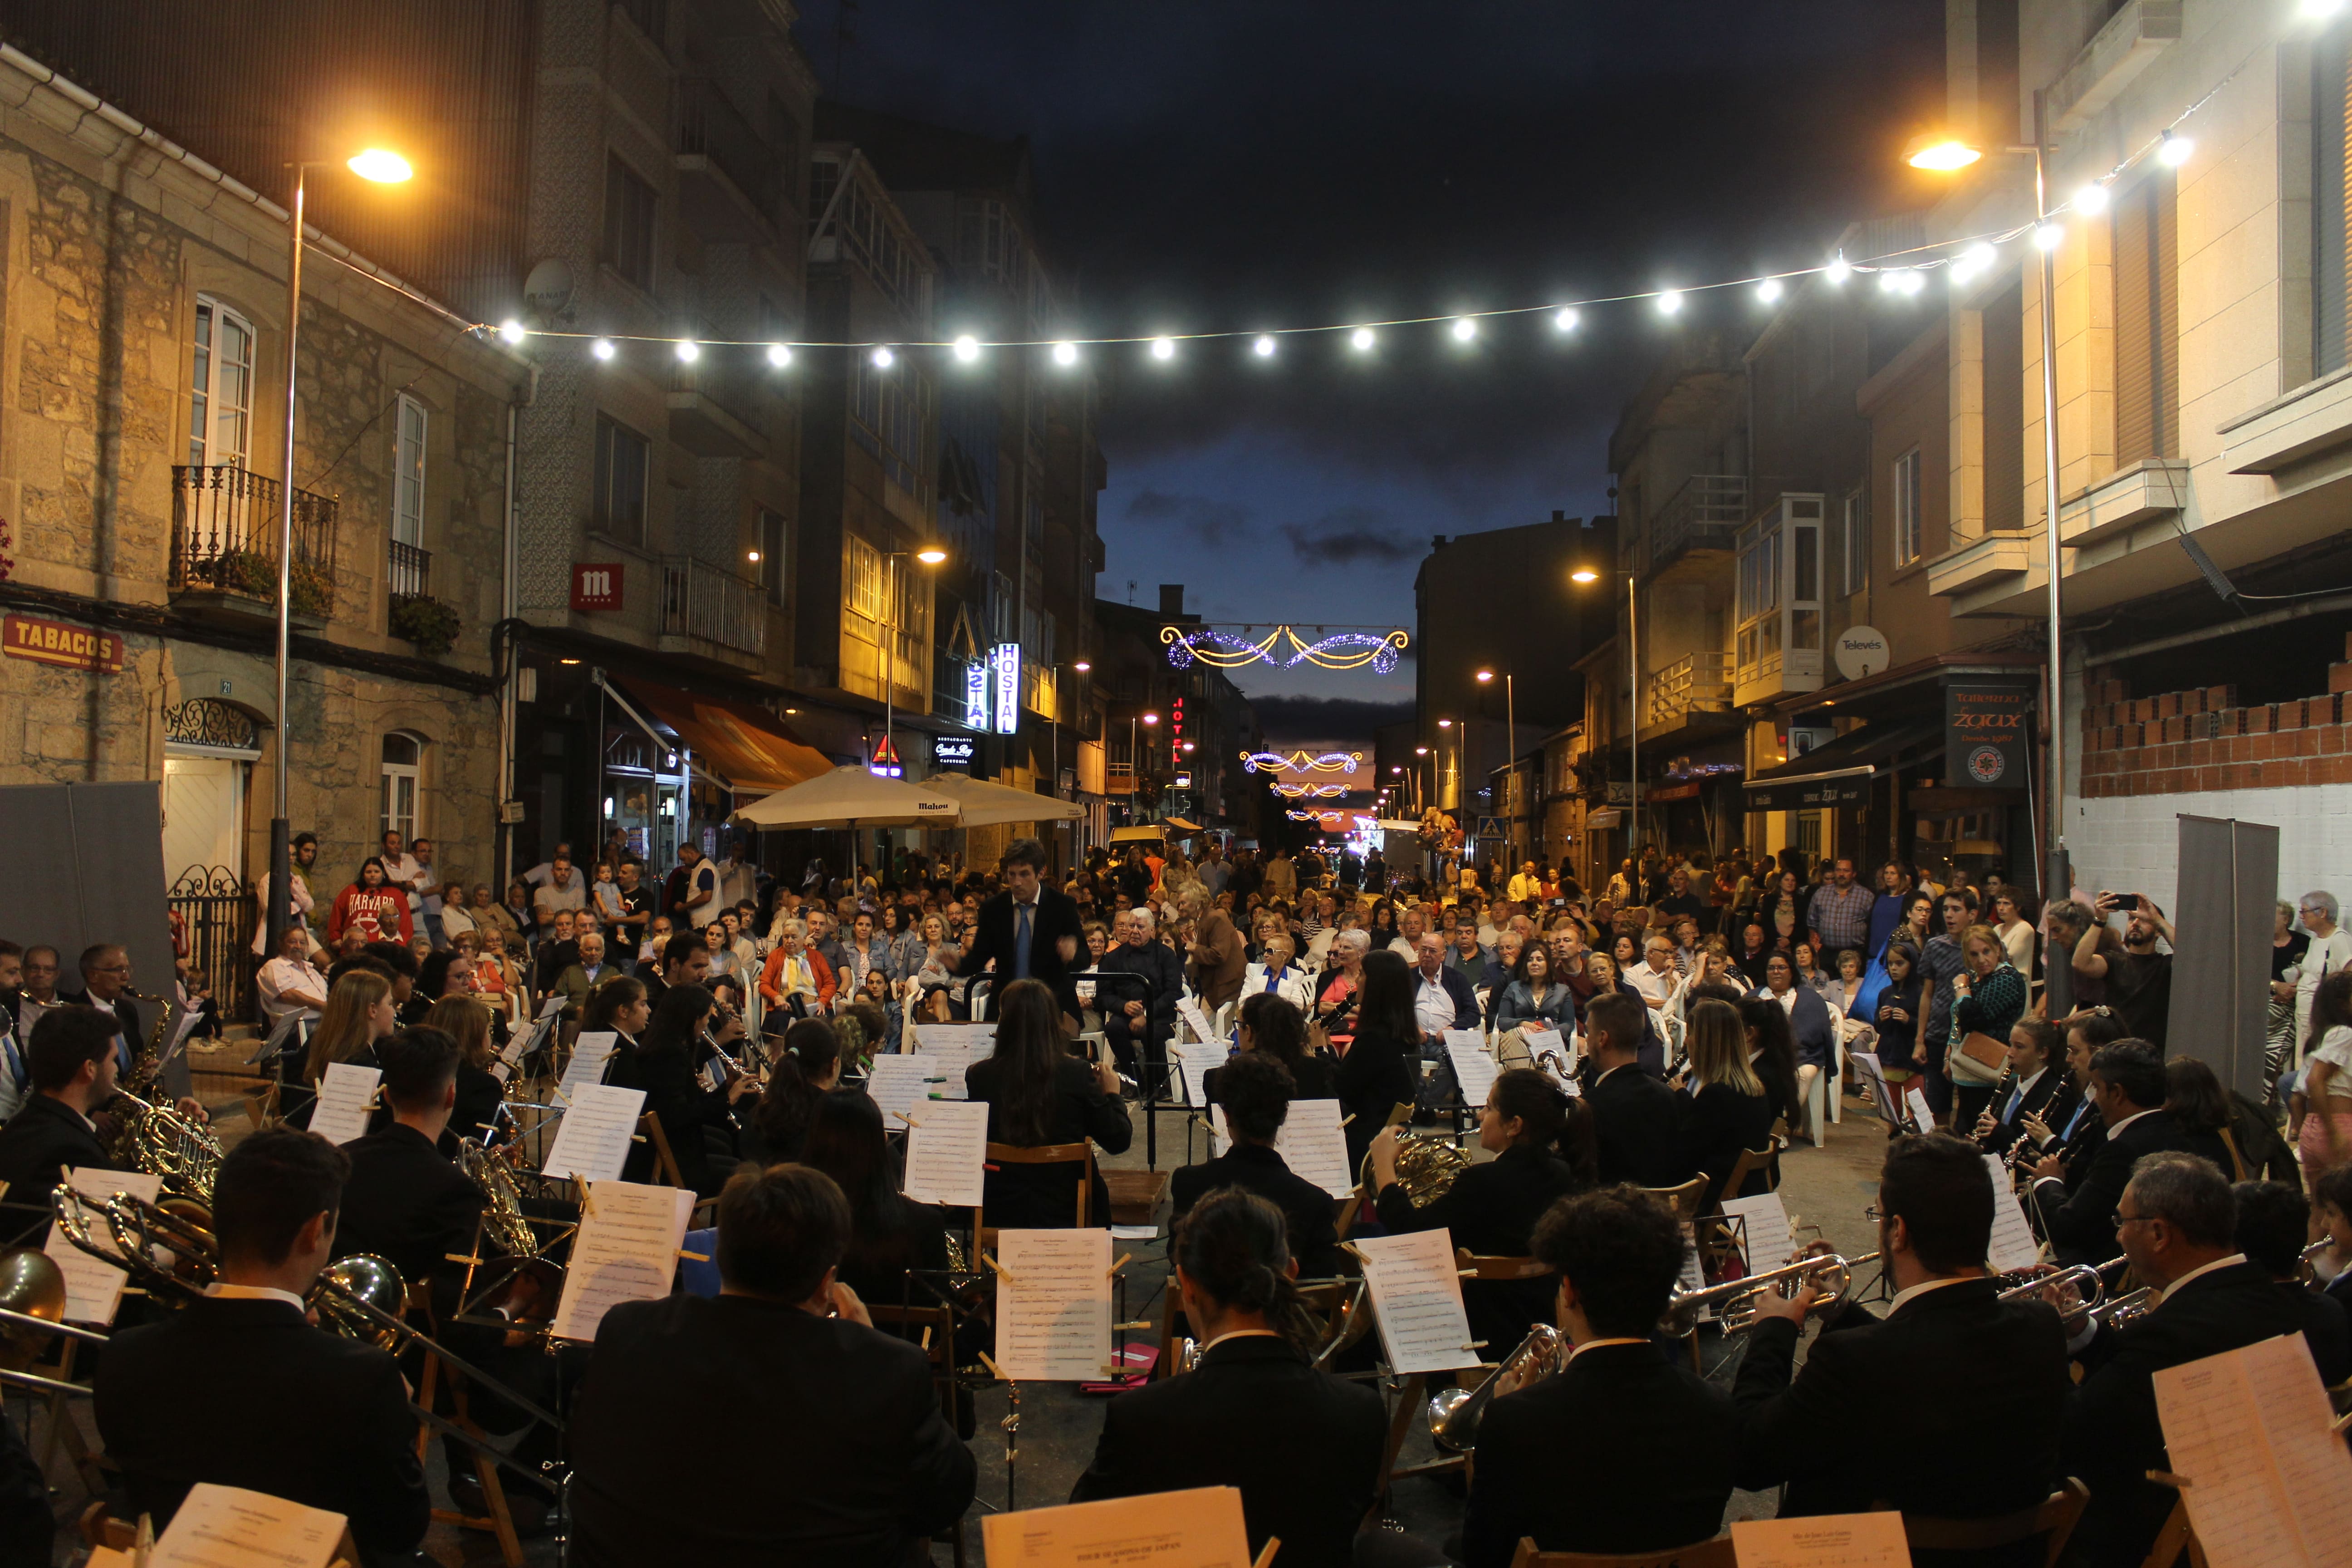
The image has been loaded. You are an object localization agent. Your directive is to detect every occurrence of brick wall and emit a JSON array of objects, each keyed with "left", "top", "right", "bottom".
[{"left": 2078, "top": 634, "right": 2352, "bottom": 799}]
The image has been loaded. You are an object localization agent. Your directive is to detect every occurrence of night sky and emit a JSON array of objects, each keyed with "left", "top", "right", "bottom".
[{"left": 794, "top": 0, "right": 1951, "bottom": 751}]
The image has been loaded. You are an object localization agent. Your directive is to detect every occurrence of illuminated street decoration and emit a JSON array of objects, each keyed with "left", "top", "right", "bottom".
[
  {"left": 1162, "top": 624, "right": 1408, "bottom": 674},
  {"left": 1271, "top": 782, "right": 1348, "bottom": 799},
  {"left": 1241, "top": 750, "right": 1361, "bottom": 774}
]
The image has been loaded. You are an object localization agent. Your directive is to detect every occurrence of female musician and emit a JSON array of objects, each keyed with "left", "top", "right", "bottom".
[
  {"left": 1733, "top": 991, "right": 1803, "bottom": 1133},
  {"left": 1368, "top": 1068, "right": 1593, "bottom": 1347},
  {"left": 1213, "top": 993, "right": 1334, "bottom": 1102},
  {"left": 1945, "top": 924, "right": 2027, "bottom": 1134},
  {"left": 1333, "top": 951, "right": 1421, "bottom": 1175},
  {"left": 2017, "top": 1012, "right": 2118, "bottom": 1183},
  {"left": 581, "top": 975, "right": 651, "bottom": 1075},
  {"left": 2163, "top": 1055, "right": 2252, "bottom": 1179},
  {"left": 609, "top": 984, "right": 757, "bottom": 1195},
  {"left": 422, "top": 994, "right": 510, "bottom": 1150},
  {"left": 795, "top": 1088, "right": 951, "bottom": 1313},
  {"left": 1495, "top": 943, "right": 1576, "bottom": 1038},
  {"left": 1677, "top": 998, "right": 1777, "bottom": 1210},
  {"left": 282, "top": 967, "right": 396, "bottom": 1125},
  {"left": 742, "top": 1018, "right": 839, "bottom": 1165},
  {"left": 1970, "top": 1019, "right": 2063, "bottom": 1159},
  {"left": 965, "top": 978, "right": 1131, "bottom": 1227},
  {"left": 327, "top": 858, "right": 411, "bottom": 948}
]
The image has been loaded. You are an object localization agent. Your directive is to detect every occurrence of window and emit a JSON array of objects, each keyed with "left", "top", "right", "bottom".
[
  {"left": 380, "top": 732, "right": 423, "bottom": 842},
  {"left": 2317, "top": 21, "right": 2350, "bottom": 375},
  {"left": 392, "top": 395, "right": 426, "bottom": 546},
  {"left": 2112, "top": 171, "right": 2180, "bottom": 465},
  {"left": 593, "top": 415, "right": 651, "bottom": 546},
  {"left": 603, "top": 153, "right": 657, "bottom": 292},
  {"left": 846, "top": 534, "right": 885, "bottom": 622},
  {"left": 850, "top": 359, "right": 931, "bottom": 496},
  {"left": 189, "top": 297, "right": 255, "bottom": 469},
  {"left": 1983, "top": 282, "right": 2025, "bottom": 530},
  {"left": 1893, "top": 448, "right": 1924, "bottom": 565},
  {"left": 1842, "top": 487, "right": 1868, "bottom": 596}
]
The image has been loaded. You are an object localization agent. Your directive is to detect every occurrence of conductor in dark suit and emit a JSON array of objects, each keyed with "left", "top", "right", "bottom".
[
  {"left": 1970, "top": 1020, "right": 2068, "bottom": 1159},
  {"left": 94, "top": 1128, "right": 429, "bottom": 1567},
  {"left": 1462, "top": 1185, "right": 1736, "bottom": 1568},
  {"left": 1171, "top": 1053, "right": 1345, "bottom": 1278},
  {"left": 1734, "top": 1134, "right": 2071, "bottom": 1548},
  {"left": 0, "top": 1005, "right": 124, "bottom": 1230},
  {"left": 568, "top": 1162, "right": 975, "bottom": 1567},
  {"left": 2026, "top": 1042, "right": 2192, "bottom": 1264},
  {"left": 955, "top": 837, "right": 1086, "bottom": 1023},
  {"left": 1072, "top": 1189, "right": 1384, "bottom": 1568},
  {"left": 2063, "top": 1152, "right": 2303, "bottom": 1568},
  {"left": 1583, "top": 993, "right": 1689, "bottom": 1188}
]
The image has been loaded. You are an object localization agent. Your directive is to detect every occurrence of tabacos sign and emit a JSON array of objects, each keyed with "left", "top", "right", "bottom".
[
  {"left": 1945, "top": 682, "right": 2031, "bottom": 788},
  {"left": 3, "top": 614, "right": 124, "bottom": 672}
]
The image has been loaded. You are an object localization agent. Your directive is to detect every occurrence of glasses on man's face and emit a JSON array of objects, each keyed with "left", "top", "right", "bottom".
[
  {"left": 1863, "top": 1205, "right": 1888, "bottom": 1225},
  {"left": 2112, "top": 1211, "right": 2148, "bottom": 1231}
]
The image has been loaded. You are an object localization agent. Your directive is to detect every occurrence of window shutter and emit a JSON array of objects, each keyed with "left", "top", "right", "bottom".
[
  {"left": 2115, "top": 180, "right": 2156, "bottom": 467},
  {"left": 1984, "top": 282, "right": 2024, "bottom": 531}
]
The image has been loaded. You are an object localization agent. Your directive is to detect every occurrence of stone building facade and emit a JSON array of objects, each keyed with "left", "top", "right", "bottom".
[{"left": 0, "top": 45, "right": 529, "bottom": 1002}]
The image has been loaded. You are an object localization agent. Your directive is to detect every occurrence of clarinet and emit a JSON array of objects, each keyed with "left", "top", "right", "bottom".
[{"left": 2005, "top": 1066, "right": 2076, "bottom": 1171}]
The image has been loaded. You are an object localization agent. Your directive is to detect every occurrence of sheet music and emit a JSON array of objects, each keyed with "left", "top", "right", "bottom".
[
  {"left": 1176, "top": 998, "right": 1223, "bottom": 1046},
  {"left": 148, "top": 1481, "right": 346, "bottom": 1568},
  {"left": 550, "top": 1180, "right": 694, "bottom": 1343},
  {"left": 1849, "top": 1050, "right": 1899, "bottom": 1123},
  {"left": 980, "top": 1486, "right": 1250, "bottom": 1568},
  {"left": 46, "top": 1167, "right": 165, "bottom": 1326},
  {"left": 539, "top": 995, "right": 567, "bottom": 1021},
  {"left": 1676, "top": 1220, "right": 1709, "bottom": 1302},
  {"left": 1443, "top": 1029, "right": 1499, "bottom": 1110},
  {"left": 541, "top": 1083, "right": 646, "bottom": 1184},
  {"left": 1904, "top": 1085, "right": 1936, "bottom": 1136},
  {"left": 901, "top": 1099, "right": 989, "bottom": 1207},
  {"left": 864, "top": 1054, "right": 933, "bottom": 1129},
  {"left": 909, "top": 1026, "right": 995, "bottom": 1100},
  {"left": 994, "top": 1228, "right": 1112, "bottom": 1380},
  {"left": 1730, "top": 1511, "right": 1912, "bottom": 1568},
  {"left": 1207, "top": 1105, "right": 1233, "bottom": 1161},
  {"left": 1168, "top": 1042, "right": 1226, "bottom": 1108},
  {"left": 1719, "top": 1193, "right": 1795, "bottom": 1273},
  {"left": 2155, "top": 1333, "right": 2352, "bottom": 1568},
  {"left": 306, "top": 1062, "right": 380, "bottom": 1147},
  {"left": 1982, "top": 1154, "right": 2042, "bottom": 1272},
  {"left": 560, "top": 1031, "right": 620, "bottom": 1094},
  {"left": 1276, "top": 1098, "right": 1357, "bottom": 1198},
  {"left": 1356, "top": 1228, "right": 1480, "bottom": 1374}
]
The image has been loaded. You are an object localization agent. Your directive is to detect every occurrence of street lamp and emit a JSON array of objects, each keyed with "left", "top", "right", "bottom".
[
  {"left": 267, "top": 146, "right": 412, "bottom": 954},
  {"left": 1477, "top": 666, "right": 1516, "bottom": 862}
]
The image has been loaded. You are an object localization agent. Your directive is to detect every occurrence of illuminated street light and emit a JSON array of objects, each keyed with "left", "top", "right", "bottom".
[{"left": 1904, "top": 133, "right": 1982, "bottom": 171}]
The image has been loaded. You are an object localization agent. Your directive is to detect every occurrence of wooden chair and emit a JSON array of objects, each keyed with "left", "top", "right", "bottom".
[
  {"left": 82, "top": 1503, "right": 363, "bottom": 1567},
  {"left": 1644, "top": 1177, "right": 1709, "bottom": 1225},
  {"left": 1505, "top": 1534, "right": 1734, "bottom": 1568},
  {"left": 2216, "top": 1126, "right": 2250, "bottom": 1183},
  {"left": 1455, "top": 1247, "right": 1553, "bottom": 1283},
  {"left": 1715, "top": 1144, "right": 1779, "bottom": 1204},
  {"left": 866, "top": 1302, "right": 969, "bottom": 1568},
  {"left": 972, "top": 1141, "right": 1096, "bottom": 1245},
  {"left": 1899, "top": 1478, "right": 2091, "bottom": 1568},
  {"left": 2138, "top": 1487, "right": 2210, "bottom": 1568},
  {"left": 636, "top": 1111, "right": 718, "bottom": 1223},
  {"left": 407, "top": 1282, "right": 527, "bottom": 1568}
]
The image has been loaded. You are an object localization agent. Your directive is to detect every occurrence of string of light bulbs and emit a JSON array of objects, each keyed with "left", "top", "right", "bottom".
[{"left": 445, "top": 11, "right": 2285, "bottom": 369}]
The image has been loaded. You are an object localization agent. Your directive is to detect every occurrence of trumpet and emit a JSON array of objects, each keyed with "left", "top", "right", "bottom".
[
  {"left": 1994, "top": 1263, "right": 2107, "bottom": 1333},
  {"left": 1428, "top": 1322, "right": 1566, "bottom": 1453},
  {"left": 1657, "top": 1251, "right": 1880, "bottom": 1337},
  {"left": 2299, "top": 1238, "right": 2339, "bottom": 1286}
]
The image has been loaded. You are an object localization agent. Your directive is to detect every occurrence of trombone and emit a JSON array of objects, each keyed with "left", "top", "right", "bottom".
[{"left": 1656, "top": 1251, "right": 1880, "bottom": 1337}]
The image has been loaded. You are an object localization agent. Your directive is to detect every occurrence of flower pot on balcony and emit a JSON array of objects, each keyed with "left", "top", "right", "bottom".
[{"left": 388, "top": 593, "right": 463, "bottom": 657}]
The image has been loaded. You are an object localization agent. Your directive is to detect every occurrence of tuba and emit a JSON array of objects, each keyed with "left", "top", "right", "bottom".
[
  {"left": 456, "top": 1138, "right": 564, "bottom": 1334},
  {"left": 1427, "top": 1322, "right": 1566, "bottom": 1453}
]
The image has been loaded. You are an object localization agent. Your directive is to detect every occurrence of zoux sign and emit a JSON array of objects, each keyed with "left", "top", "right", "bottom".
[{"left": 1945, "top": 682, "right": 2031, "bottom": 788}]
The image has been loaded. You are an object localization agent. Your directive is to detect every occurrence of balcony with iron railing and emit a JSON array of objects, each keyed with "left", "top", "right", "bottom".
[
  {"left": 676, "top": 78, "right": 778, "bottom": 240},
  {"left": 387, "top": 539, "right": 429, "bottom": 598},
  {"left": 1643, "top": 650, "right": 1736, "bottom": 735},
  {"left": 169, "top": 465, "right": 339, "bottom": 622},
  {"left": 1631, "top": 474, "right": 1746, "bottom": 579},
  {"left": 659, "top": 555, "right": 765, "bottom": 666}
]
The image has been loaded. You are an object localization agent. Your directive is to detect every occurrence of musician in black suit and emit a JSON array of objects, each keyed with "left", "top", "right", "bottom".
[
  {"left": 2232, "top": 1178, "right": 2352, "bottom": 1387},
  {"left": 1072, "top": 1189, "right": 1385, "bottom": 1568},
  {"left": 1970, "top": 1020, "right": 2067, "bottom": 1159},
  {"left": 2016, "top": 1014, "right": 2120, "bottom": 1194},
  {"left": 58, "top": 944, "right": 140, "bottom": 1075},
  {"left": 1171, "top": 1053, "right": 1345, "bottom": 1277},
  {"left": 0, "top": 1006, "right": 123, "bottom": 1229},
  {"left": 1463, "top": 1186, "right": 1736, "bottom": 1568},
  {"left": 955, "top": 837, "right": 1087, "bottom": 1023},
  {"left": 2063, "top": 1152, "right": 2304, "bottom": 1567},
  {"left": 2318, "top": 1166, "right": 2352, "bottom": 1312},
  {"left": 1736, "top": 1134, "right": 2071, "bottom": 1552},
  {"left": 568, "top": 1162, "right": 975, "bottom": 1566},
  {"left": 2026, "top": 1041, "right": 2194, "bottom": 1265},
  {"left": 93, "top": 1128, "right": 428, "bottom": 1566},
  {"left": 1371, "top": 1068, "right": 1591, "bottom": 1348},
  {"left": 1584, "top": 992, "right": 1690, "bottom": 1188}
]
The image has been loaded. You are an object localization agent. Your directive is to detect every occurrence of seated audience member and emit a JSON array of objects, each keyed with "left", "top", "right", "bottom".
[
  {"left": 568, "top": 1163, "right": 975, "bottom": 1566},
  {"left": 2027, "top": 1041, "right": 2192, "bottom": 1264},
  {"left": 1584, "top": 991, "right": 1689, "bottom": 1188},
  {"left": 1071, "top": 1190, "right": 1384, "bottom": 1568},
  {"left": 1172, "top": 1053, "right": 1345, "bottom": 1278},
  {"left": 0, "top": 1006, "right": 124, "bottom": 1218},
  {"left": 796, "top": 1089, "right": 951, "bottom": 1313},
  {"left": 2231, "top": 1179, "right": 2351, "bottom": 1387},
  {"left": 1462, "top": 1186, "right": 1736, "bottom": 1568},
  {"left": 2063, "top": 1152, "right": 2301, "bottom": 1568},
  {"left": 94, "top": 1129, "right": 429, "bottom": 1565},
  {"left": 1735, "top": 1134, "right": 2070, "bottom": 1543},
  {"left": 1675, "top": 998, "right": 1778, "bottom": 1211},
  {"left": 1208, "top": 992, "right": 1333, "bottom": 1103},
  {"left": 965, "top": 978, "right": 1131, "bottom": 1226},
  {"left": 1370, "top": 1068, "right": 1592, "bottom": 1348},
  {"left": 1970, "top": 1019, "right": 2067, "bottom": 1159}
]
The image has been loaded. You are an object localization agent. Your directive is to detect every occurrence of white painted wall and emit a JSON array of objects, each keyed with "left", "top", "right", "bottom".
[{"left": 2063, "top": 783, "right": 2352, "bottom": 915}]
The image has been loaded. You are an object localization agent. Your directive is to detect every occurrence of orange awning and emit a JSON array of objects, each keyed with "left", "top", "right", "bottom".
[{"left": 621, "top": 679, "right": 833, "bottom": 794}]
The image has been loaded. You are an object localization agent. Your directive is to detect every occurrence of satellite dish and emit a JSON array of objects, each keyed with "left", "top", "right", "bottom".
[
  {"left": 523, "top": 258, "right": 576, "bottom": 323},
  {"left": 1833, "top": 625, "right": 1891, "bottom": 681}
]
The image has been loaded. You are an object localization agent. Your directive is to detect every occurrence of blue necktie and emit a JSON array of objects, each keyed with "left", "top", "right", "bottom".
[
  {"left": 1014, "top": 903, "right": 1034, "bottom": 980},
  {"left": 2003, "top": 1087, "right": 2023, "bottom": 1122}
]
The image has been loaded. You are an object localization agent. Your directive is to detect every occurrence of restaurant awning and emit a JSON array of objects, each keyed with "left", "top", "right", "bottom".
[
  {"left": 1741, "top": 717, "right": 1943, "bottom": 813},
  {"left": 618, "top": 679, "right": 832, "bottom": 794}
]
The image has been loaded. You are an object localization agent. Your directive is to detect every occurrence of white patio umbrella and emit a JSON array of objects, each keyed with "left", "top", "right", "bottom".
[
  {"left": 733, "top": 765, "right": 964, "bottom": 887},
  {"left": 916, "top": 772, "right": 1085, "bottom": 828}
]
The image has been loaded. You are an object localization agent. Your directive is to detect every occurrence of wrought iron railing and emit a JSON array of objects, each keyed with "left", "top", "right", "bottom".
[
  {"left": 1646, "top": 650, "right": 1735, "bottom": 729},
  {"left": 1637, "top": 474, "right": 1747, "bottom": 577},
  {"left": 169, "top": 465, "right": 339, "bottom": 617},
  {"left": 387, "top": 538, "right": 430, "bottom": 598},
  {"left": 168, "top": 864, "right": 257, "bottom": 1025},
  {"left": 660, "top": 555, "right": 766, "bottom": 656}
]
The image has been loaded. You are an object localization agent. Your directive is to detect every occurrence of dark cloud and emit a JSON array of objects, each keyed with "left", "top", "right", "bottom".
[
  {"left": 1281, "top": 505, "right": 1422, "bottom": 566},
  {"left": 1251, "top": 694, "right": 1414, "bottom": 741},
  {"left": 1125, "top": 488, "right": 1252, "bottom": 546}
]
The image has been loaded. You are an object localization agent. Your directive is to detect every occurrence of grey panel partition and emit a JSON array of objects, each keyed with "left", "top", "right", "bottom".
[{"left": 2168, "top": 814, "right": 2278, "bottom": 1103}]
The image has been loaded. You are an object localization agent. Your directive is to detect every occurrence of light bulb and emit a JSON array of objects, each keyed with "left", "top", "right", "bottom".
[
  {"left": 2305, "top": 0, "right": 2347, "bottom": 17},
  {"left": 1052, "top": 341, "right": 1078, "bottom": 366},
  {"left": 1656, "top": 290, "right": 1684, "bottom": 314},
  {"left": 1757, "top": 278, "right": 1783, "bottom": 304},
  {"left": 1351, "top": 327, "right": 1376, "bottom": 351},
  {"left": 767, "top": 343, "right": 792, "bottom": 367},
  {"left": 1951, "top": 241, "right": 1997, "bottom": 283},
  {"left": 871, "top": 346, "right": 895, "bottom": 368},
  {"left": 1825, "top": 255, "right": 1852, "bottom": 285},
  {"left": 1150, "top": 337, "right": 1175, "bottom": 360},
  {"left": 1450, "top": 317, "right": 1477, "bottom": 342},
  {"left": 2073, "top": 182, "right": 2110, "bottom": 215},
  {"left": 1253, "top": 334, "right": 1276, "bottom": 357},
  {"left": 952, "top": 335, "right": 980, "bottom": 362},
  {"left": 591, "top": 338, "right": 616, "bottom": 361},
  {"left": 1554, "top": 308, "right": 1580, "bottom": 332},
  {"left": 498, "top": 319, "right": 525, "bottom": 344},
  {"left": 674, "top": 339, "right": 700, "bottom": 362},
  {"left": 2034, "top": 222, "right": 2065, "bottom": 251},
  {"left": 2157, "top": 130, "right": 2193, "bottom": 167}
]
